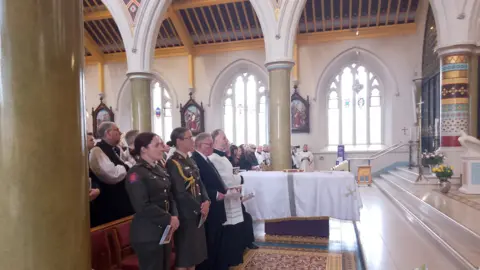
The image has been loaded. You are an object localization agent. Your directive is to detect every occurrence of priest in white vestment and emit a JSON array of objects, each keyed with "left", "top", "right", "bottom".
[
  {"left": 255, "top": 145, "right": 265, "bottom": 165},
  {"left": 209, "top": 139, "right": 243, "bottom": 225},
  {"left": 296, "top": 144, "right": 315, "bottom": 172},
  {"left": 209, "top": 129, "right": 246, "bottom": 266}
]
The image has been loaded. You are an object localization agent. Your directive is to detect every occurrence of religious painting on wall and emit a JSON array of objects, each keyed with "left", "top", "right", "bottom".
[
  {"left": 180, "top": 92, "right": 205, "bottom": 136},
  {"left": 92, "top": 95, "right": 115, "bottom": 138},
  {"left": 291, "top": 85, "right": 310, "bottom": 133}
]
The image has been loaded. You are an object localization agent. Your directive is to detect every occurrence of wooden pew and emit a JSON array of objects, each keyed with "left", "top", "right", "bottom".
[{"left": 90, "top": 216, "right": 176, "bottom": 270}]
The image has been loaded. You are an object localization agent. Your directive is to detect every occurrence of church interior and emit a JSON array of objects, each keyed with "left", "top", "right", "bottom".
[{"left": 2, "top": 0, "right": 480, "bottom": 269}]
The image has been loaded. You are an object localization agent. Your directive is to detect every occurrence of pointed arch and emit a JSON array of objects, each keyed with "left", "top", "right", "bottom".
[
  {"left": 209, "top": 59, "right": 268, "bottom": 106},
  {"left": 209, "top": 59, "right": 269, "bottom": 145},
  {"left": 315, "top": 47, "right": 398, "bottom": 101},
  {"left": 115, "top": 71, "right": 178, "bottom": 132},
  {"left": 129, "top": 0, "right": 171, "bottom": 73},
  {"left": 101, "top": 0, "right": 134, "bottom": 64}
]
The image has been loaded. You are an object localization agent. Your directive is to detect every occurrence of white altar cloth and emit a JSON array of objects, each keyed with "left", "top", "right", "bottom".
[{"left": 240, "top": 171, "right": 362, "bottom": 221}]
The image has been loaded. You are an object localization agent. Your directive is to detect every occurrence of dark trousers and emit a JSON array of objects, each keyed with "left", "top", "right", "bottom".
[
  {"left": 132, "top": 241, "right": 171, "bottom": 270},
  {"left": 242, "top": 204, "right": 255, "bottom": 248},
  {"left": 196, "top": 221, "right": 228, "bottom": 270}
]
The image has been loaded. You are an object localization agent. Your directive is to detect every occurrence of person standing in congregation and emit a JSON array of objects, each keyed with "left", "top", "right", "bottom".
[
  {"left": 166, "top": 127, "right": 210, "bottom": 270},
  {"left": 255, "top": 145, "right": 264, "bottom": 165},
  {"left": 121, "top": 129, "right": 139, "bottom": 167},
  {"left": 190, "top": 133, "right": 229, "bottom": 270},
  {"left": 297, "top": 144, "right": 315, "bottom": 172},
  {"left": 89, "top": 122, "right": 134, "bottom": 225},
  {"left": 209, "top": 129, "right": 249, "bottom": 266},
  {"left": 125, "top": 132, "right": 180, "bottom": 270},
  {"left": 87, "top": 132, "right": 101, "bottom": 227}
]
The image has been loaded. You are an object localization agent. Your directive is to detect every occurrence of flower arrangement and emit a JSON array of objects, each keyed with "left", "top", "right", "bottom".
[
  {"left": 432, "top": 165, "right": 454, "bottom": 181},
  {"left": 422, "top": 152, "right": 445, "bottom": 166}
]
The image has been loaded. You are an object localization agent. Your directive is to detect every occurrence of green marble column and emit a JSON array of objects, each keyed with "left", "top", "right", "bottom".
[
  {"left": 0, "top": 1, "right": 90, "bottom": 269},
  {"left": 266, "top": 61, "right": 294, "bottom": 171},
  {"left": 130, "top": 74, "right": 152, "bottom": 132}
]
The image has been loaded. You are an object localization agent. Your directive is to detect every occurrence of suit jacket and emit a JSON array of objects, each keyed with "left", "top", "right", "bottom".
[{"left": 191, "top": 151, "right": 227, "bottom": 225}]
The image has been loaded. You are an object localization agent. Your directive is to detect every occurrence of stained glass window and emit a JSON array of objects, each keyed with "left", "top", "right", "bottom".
[
  {"left": 152, "top": 82, "right": 173, "bottom": 140},
  {"left": 223, "top": 73, "right": 268, "bottom": 145},
  {"left": 328, "top": 64, "right": 382, "bottom": 146}
]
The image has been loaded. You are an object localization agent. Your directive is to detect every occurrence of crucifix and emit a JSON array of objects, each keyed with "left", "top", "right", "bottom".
[
  {"left": 345, "top": 187, "right": 355, "bottom": 197},
  {"left": 402, "top": 127, "right": 408, "bottom": 135}
]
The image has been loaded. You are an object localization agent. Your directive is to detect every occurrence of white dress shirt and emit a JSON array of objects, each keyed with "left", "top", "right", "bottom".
[{"left": 89, "top": 147, "right": 127, "bottom": 185}]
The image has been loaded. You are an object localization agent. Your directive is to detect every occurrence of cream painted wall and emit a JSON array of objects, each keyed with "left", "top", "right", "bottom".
[{"left": 84, "top": 28, "right": 423, "bottom": 170}]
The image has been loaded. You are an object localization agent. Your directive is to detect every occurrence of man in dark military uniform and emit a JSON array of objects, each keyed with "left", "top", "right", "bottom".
[{"left": 167, "top": 127, "right": 210, "bottom": 270}]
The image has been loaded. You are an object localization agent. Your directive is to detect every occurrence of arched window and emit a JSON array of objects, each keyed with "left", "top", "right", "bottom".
[
  {"left": 328, "top": 64, "right": 382, "bottom": 146},
  {"left": 152, "top": 82, "right": 173, "bottom": 140},
  {"left": 223, "top": 73, "right": 268, "bottom": 145}
]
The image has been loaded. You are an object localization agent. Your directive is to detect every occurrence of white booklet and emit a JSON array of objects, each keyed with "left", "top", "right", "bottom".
[
  {"left": 198, "top": 216, "right": 206, "bottom": 228},
  {"left": 159, "top": 225, "right": 172, "bottom": 245}
]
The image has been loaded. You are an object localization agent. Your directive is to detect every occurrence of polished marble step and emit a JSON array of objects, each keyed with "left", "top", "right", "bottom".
[
  {"left": 395, "top": 166, "right": 461, "bottom": 185},
  {"left": 376, "top": 175, "right": 480, "bottom": 269},
  {"left": 355, "top": 185, "right": 461, "bottom": 270}
]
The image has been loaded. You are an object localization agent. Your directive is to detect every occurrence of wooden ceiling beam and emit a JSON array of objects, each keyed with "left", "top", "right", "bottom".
[
  {"left": 84, "top": 9, "right": 112, "bottom": 21},
  {"left": 85, "top": 23, "right": 417, "bottom": 64},
  {"left": 167, "top": 8, "right": 194, "bottom": 53},
  {"left": 297, "top": 23, "right": 416, "bottom": 45},
  {"left": 84, "top": 31, "right": 104, "bottom": 63},
  {"left": 171, "top": 0, "right": 245, "bottom": 10}
]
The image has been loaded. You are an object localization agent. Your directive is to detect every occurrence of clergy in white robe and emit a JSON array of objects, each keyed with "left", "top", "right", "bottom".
[
  {"left": 297, "top": 144, "right": 315, "bottom": 172},
  {"left": 255, "top": 145, "right": 265, "bottom": 165},
  {"left": 209, "top": 152, "right": 243, "bottom": 225},
  {"left": 210, "top": 129, "right": 246, "bottom": 267}
]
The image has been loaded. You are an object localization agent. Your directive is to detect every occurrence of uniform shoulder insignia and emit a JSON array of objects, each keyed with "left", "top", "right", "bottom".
[{"left": 129, "top": 172, "right": 139, "bottom": 183}]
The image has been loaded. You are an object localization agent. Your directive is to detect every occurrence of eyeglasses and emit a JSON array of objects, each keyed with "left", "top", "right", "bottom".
[{"left": 200, "top": 143, "right": 213, "bottom": 147}]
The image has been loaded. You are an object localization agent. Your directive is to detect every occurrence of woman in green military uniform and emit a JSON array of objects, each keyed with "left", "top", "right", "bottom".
[
  {"left": 167, "top": 127, "right": 210, "bottom": 270},
  {"left": 125, "top": 132, "right": 180, "bottom": 270}
]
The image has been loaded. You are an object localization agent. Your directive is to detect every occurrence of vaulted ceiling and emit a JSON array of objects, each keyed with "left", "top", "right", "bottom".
[{"left": 84, "top": 0, "right": 420, "bottom": 63}]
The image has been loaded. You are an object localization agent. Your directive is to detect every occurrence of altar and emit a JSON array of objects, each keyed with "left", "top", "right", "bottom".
[{"left": 240, "top": 171, "right": 362, "bottom": 238}]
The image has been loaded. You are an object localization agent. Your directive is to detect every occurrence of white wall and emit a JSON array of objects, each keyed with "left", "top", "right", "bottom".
[{"left": 84, "top": 26, "right": 424, "bottom": 170}]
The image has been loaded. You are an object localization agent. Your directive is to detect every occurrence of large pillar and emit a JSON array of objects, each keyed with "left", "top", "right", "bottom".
[
  {"left": 440, "top": 52, "right": 470, "bottom": 147},
  {"left": 129, "top": 73, "right": 152, "bottom": 132},
  {"left": 0, "top": 1, "right": 90, "bottom": 269},
  {"left": 266, "top": 61, "right": 294, "bottom": 171},
  {"left": 438, "top": 46, "right": 475, "bottom": 176}
]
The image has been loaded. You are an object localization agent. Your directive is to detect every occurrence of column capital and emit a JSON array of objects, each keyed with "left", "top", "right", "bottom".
[
  {"left": 436, "top": 44, "right": 476, "bottom": 57},
  {"left": 127, "top": 71, "right": 154, "bottom": 80},
  {"left": 265, "top": 60, "right": 295, "bottom": 71}
]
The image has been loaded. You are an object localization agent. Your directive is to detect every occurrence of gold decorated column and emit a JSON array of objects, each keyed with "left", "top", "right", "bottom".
[
  {"left": 0, "top": 1, "right": 90, "bottom": 269},
  {"left": 266, "top": 61, "right": 295, "bottom": 171},
  {"left": 129, "top": 73, "right": 152, "bottom": 132}
]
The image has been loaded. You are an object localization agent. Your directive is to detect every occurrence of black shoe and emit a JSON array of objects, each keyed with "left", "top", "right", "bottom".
[{"left": 247, "top": 243, "right": 259, "bottom": 249}]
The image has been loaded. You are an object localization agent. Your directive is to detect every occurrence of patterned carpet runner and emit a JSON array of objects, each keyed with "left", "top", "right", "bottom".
[{"left": 233, "top": 236, "right": 358, "bottom": 270}]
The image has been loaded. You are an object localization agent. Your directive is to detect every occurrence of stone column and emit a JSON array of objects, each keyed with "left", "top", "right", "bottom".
[
  {"left": 266, "top": 61, "right": 294, "bottom": 171},
  {"left": 440, "top": 53, "right": 470, "bottom": 147},
  {"left": 0, "top": 1, "right": 90, "bottom": 270},
  {"left": 129, "top": 73, "right": 152, "bottom": 132}
]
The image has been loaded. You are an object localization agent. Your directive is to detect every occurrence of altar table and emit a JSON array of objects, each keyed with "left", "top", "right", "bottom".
[{"left": 240, "top": 171, "right": 362, "bottom": 238}]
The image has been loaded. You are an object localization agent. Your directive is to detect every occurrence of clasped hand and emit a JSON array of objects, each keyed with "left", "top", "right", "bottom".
[
  {"left": 200, "top": 201, "right": 210, "bottom": 217},
  {"left": 170, "top": 216, "right": 180, "bottom": 231}
]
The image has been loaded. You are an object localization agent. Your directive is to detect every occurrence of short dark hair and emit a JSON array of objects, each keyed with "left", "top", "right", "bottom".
[
  {"left": 170, "top": 127, "right": 189, "bottom": 147},
  {"left": 166, "top": 141, "right": 174, "bottom": 147},
  {"left": 132, "top": 132, "right": 157, "bottom": 156},
  {"left": 87, "top": 132, "right": 94, "bottom": 136}
]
